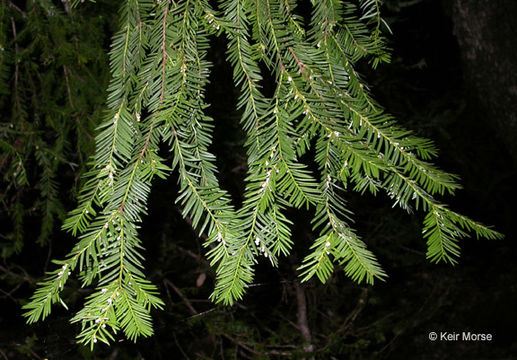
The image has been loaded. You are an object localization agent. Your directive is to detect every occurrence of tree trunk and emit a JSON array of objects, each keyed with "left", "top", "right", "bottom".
[
  {"left": 294, "top": 280, "right": 315, "bottom": 360},
  {"left": 451, "top": 0, "right": 517, "bottom": 159}
]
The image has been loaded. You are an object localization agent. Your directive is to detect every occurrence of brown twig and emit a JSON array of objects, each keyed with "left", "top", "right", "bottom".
[
  {"left": 317, "top": 288, "right": 368, "bottom": 353},
  {"left": 173, "top": 332, "right": 191, "bottom": 360},
  {"left": 0, "top": 283, "right": 22, "bottom": 303},
  {"left": 8, "top": 1, "right": 27, "bottom": 19},
  {"left": 0, "top": 264, "right": 32, "bottom": 283},
  {"left": 278, "top": 313, "right": 301, "bottom": 332},
  {"left": 222, "top": 334, "right": 258, "bottom": 355},
  {"left": 163, "top": 278, "right": 197, "bottom": 315},
  {"left": 170, "top": 243, "right": 209, "bottom": 265},
  {"left": 24, "top": 345, "right": 42, "bottom": 360},
  {"left": 0, "top": 348, "right": 8, "bottom": 360},
  {"left": 341, "top": 288, "right": 368, "bottom": 330},
  {"left": 63, "top": 66, "right": 75, "bottom": 109},
  {"left": 10, "top": 16, "right": 21, "bottom": 117},
  {"left": 185, "top": 307, "right": 216, "bottom": 321},
  {"left": 222, "top": 334, "right": 294, "bottom": 357}
]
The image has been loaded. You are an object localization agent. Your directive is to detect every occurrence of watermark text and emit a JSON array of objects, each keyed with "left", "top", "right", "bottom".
[{"left": 428, "top": 331, "right": 493, "bottom": 342}]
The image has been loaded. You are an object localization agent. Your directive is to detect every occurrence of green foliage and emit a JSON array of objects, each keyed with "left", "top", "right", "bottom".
[
  {"left": 18, "top": 0, "right": 501, "bottom": 348},
  {"left": 0, "top": 0, "right": 110, "bottom": 257}
]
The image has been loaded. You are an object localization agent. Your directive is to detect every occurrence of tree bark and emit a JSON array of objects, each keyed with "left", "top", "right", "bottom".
[
  {"left": 294, "top": 280, "right": 315, "bottom": 360},
  {"left": 450, "top": 0, "right": 517, "bottom": 159}
]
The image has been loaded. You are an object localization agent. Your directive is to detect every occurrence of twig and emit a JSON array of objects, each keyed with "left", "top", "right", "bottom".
[
  {"left": 10, "top": 16, "right": 21, "bottom": 117},
  {"left": 173, "top": 332, "right": 191, "bottom": 360},
  {"left": 170, "top": 243, "right": 209, "bottom": 265},
  {"left": 222, "top": 334, "right": 293, "bottom": 357},
  {"left": 318, "top": 288, "right": 368, "bottom": 353},
  {"left": 185, "top": 307, "right": 216, "bottom": 321},
  {"left": 0, "top": 264, "right": 32, "bottom": 283},
  {"left": 0, "top": 283, "right": 22, "bottom": 303},
  {"left": 278, "top": 313, "right": 301, "bottom": 332},
  {"left": 266, "top": 344, "right": 297, "bottom": 349},
  {"left": 219, "top": 336, "right": 225, "bottom": 360},
  {"left": 221, "top": 334, "right": 259, "bottom": 355},
  {"left": 63, "top": 66, "right": 75, "bottom": 109},
  {"left": 24, "top": 345, "right": 42, "bottom": 360},
  {"left": 342, "top": 288, "right": 368, "bottom": 329},
  {"left": 8, "top": 1, "right": 27, "bottom": 19},
  {"left": 163, "top": 278, "right": 197, "bottom": 315}
]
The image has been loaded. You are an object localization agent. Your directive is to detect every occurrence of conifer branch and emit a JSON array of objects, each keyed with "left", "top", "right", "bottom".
[{"left": 20, "top": 0, "right": 502, "bottom": 347}]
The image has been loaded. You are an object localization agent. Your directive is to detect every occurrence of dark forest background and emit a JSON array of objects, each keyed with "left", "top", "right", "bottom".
[{"left": 1, "top": 0, "right": 516, "bottom": 359}]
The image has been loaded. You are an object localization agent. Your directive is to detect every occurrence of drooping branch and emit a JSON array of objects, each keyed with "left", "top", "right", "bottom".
[{"left": 20, "top": 0, "right": 502, "bottom": 348}]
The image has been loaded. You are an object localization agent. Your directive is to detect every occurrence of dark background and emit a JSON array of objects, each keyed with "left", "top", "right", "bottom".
[{"left": 1, "top": 0, "right": 516, "bottom": 359}]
